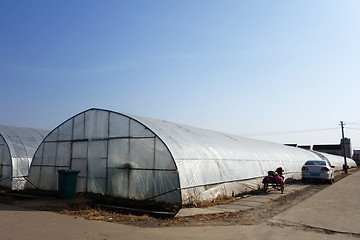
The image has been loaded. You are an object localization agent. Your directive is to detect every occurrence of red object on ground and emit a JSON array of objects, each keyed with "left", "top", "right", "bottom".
[{"left": 262, "top": 175, "right": 283, "bottom": 184}]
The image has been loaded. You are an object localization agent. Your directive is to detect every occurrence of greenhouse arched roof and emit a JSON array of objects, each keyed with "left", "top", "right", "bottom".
[
  {"left": 0, "top": 125, "right": 49, "bottom": 189},
  {"left": 27, "top": 109, "right": 356, "bottom": 205}
]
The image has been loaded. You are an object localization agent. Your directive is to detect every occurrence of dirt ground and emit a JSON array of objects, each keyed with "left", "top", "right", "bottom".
[
  {"left": 62, "top": 182, "right": 330, "bottom": 228},
  {"left": 0, "top": 170, "right": 355, "bottom": 228}
]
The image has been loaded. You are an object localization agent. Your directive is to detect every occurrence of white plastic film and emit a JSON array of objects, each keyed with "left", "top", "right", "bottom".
[
  {"left": 129, "top": 138, "right": 155, "bottom": 168},
  {"left": 43, "top": 142, "right": 57, "bottom": 166},
  {"left": 71, "top": 158, "right": 87, "bottom": 177},
  {"left": 85, "top": 110, "right": 109, "bottom": 140},
  {"left": 56, "top": 142, "right": 71, "bottom": 167},
  {"left": 72, "top": 141, "right": 88, "bottom": 159},
  {"left": 73, "top": 113, "right": 85, "bottom": 140},
  {"left": 57, "top": 119, "right": 73, "bottom": 141},
  {"left": 130, "top": 119, "right": 155, "bottom": 138},
  {"left": 0, "top": 126, "right": 49, "bottom": 190},
  {"left": 108, "top": 139, "right": 129, "bottom": 168},
  {"left": 109, "top": 112, "right": 130, "bottom": 138},
  {"left": 154, "top": 137, "right": 176, "bottom": 170}
]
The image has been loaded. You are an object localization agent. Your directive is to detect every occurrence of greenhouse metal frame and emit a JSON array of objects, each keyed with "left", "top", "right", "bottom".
[{"left": 26, "top": 108, "right": 356, "bottom": 206}]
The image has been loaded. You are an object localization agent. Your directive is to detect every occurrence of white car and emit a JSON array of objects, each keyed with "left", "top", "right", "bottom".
[{"left": 301, "top": 160, "right": 335, "bottom": 184}]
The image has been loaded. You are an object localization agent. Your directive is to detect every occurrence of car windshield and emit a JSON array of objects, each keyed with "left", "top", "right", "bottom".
[{"left": 305, "top": 160, "right": 326, "bottom": 166}]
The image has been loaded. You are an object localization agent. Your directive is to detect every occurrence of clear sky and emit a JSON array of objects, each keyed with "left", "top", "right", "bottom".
[{"left": 1, "top": 1, "right": 360, "bottom": 149}]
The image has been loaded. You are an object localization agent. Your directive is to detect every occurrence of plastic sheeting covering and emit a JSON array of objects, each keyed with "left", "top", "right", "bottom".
[
  {"left": 27, "top": 109, "right": 181, "bottom": 204},
  {"left": 26, "top": 109, "right": 357, "bottom": 205},
  {"left": 131, "top": 115, "right": 357, "bottom": 203},
  {"left": 312, "top": 151, "right": 356, "bottom": 170},
  {"left": 0, "top": 125, "right": 49, "bottom": 190}
]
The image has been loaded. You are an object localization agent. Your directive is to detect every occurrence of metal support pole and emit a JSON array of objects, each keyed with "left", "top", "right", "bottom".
[{"left": 340, "top": 121, "right": 348, "bottom": 174}]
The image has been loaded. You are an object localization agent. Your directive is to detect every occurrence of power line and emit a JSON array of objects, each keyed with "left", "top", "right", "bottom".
[
  {"left": 240, "top": 127, "right": 338, "bottom": 136},
  {"left": 346, "top": 127, "right": 360, "bottom": 131},
  {"left": 344, "top": 121, "right": 360, "bottom": 126}
]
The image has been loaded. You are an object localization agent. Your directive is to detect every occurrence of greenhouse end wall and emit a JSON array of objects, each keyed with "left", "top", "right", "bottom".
[
  {"left": 0, "top": 134, "right": 12, "bottom": 188},
  {"left": 27, "top": 109, "right": 182, "bottom": 205},
  {"left": 0, "top": 125, "right": 49, "bottom": 190}
]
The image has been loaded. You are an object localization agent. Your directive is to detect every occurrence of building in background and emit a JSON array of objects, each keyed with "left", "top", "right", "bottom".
[
  {"left": 297, "top": 145, "right": 311, "bottom": 150},
  {"left": 313, "top": 138, "right": 352, "bottom": 158},
  {"left": 352, "top": 149, "right": 360, "bottom": 166}
]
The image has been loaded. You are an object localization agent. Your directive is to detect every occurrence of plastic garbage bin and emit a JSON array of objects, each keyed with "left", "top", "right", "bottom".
[{"left": 57, "top": 170, "right": 80, "bottom": 199}]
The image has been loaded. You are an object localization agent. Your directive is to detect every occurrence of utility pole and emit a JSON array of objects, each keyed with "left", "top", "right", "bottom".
[{"left": 340, "top": 121, "right": 348, "bottom": 174}]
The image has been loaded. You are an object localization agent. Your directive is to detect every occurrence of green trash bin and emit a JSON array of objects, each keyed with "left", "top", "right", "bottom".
[{"left": 57, "top": 170, "right": 80, "bottom": 199}]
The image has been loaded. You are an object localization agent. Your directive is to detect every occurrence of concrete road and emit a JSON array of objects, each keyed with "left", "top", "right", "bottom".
[
  {"left": 0, "top": 203, "right": 356, "bottom": 240},
  {"left": 0, "top": 171, "right": 359, "bottom": 240},
  {"left": 269, "top": 170, "right": 360, "bottom": 235},
  {"left": 177, "top": 181, "right": 310, "bottom": 217}
]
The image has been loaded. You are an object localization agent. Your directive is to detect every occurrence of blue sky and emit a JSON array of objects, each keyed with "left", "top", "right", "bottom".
[{"left": 1, "top": 1, "right": 360, "bottom": 149}]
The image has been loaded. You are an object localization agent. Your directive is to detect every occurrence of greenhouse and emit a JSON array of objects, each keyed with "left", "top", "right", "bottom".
[
  {"left": 26, "top": 108, "right": 356, "bottom": 206},
  {"left": 0, "top": 125, "right": 49, "bottom": 190}
]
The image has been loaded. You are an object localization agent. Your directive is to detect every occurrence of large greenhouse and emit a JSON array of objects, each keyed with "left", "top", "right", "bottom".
[
  {"left": 26, "top": 108, "right": 356, "bottom": 206},
  {"left": 0, "top": 125, "right": 49, "bottom": 190}
]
